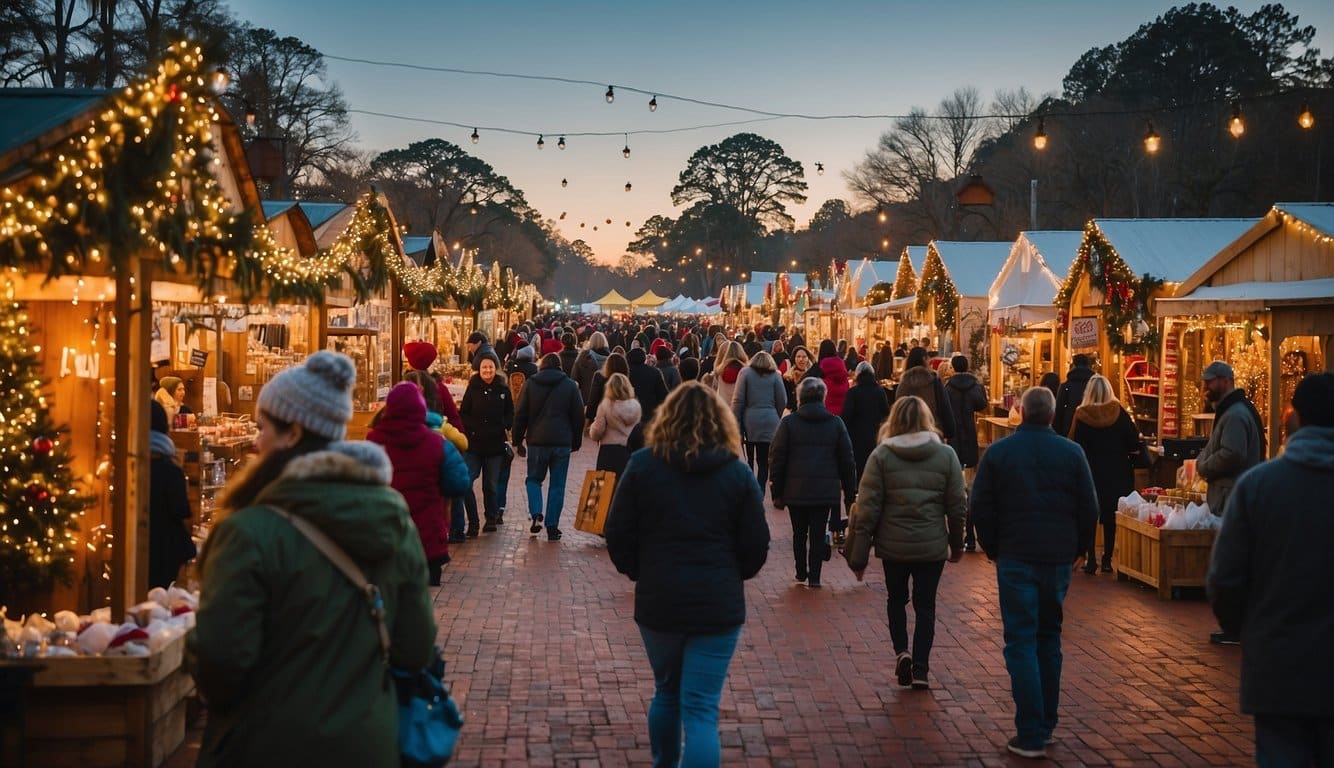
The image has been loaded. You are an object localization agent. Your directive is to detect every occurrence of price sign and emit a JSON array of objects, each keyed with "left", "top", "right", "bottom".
[{"left": 1069, "top": 317, "right": 1099, "bottom": 351}]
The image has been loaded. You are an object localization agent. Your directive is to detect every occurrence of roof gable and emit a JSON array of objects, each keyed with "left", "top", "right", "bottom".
[
  {"left": 0, "top": 88, "right": 111, "bottom": 171},
  {"left": 929, "top": 241, "right": 1012, "bottom": 297}
]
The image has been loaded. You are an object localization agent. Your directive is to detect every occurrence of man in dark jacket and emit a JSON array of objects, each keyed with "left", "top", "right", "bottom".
[
  {"left": 1053, "top": 354, "right": 1094, "bottom": 437},
  {"left": 770, "top": 377, "right": 857, "bottom": 588},
  {"left": 970, "top": 385, "right": 1098, "bottom": 759},
  {"left": 627, "top": 347, "right": 670, "bottom": 423},
  {"left": 654, "top": 346, "right": 682, "bottom": 391},
  {"left": 512, "top": 354, "right": 585, "bottom": 541},
  {"left": 1208, "top": 373, "right": 1334, "bottom": 767},
  {"left": 559, "top": 333, "right": 580, "bottom": 376},
  {"left": 945, "top": 355, "right": 989, "bottom": 551}
]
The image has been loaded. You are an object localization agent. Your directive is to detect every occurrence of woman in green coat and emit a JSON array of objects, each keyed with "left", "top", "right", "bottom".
[
  {"left": 844, "top": 395, "right": 966, "bottom": 691},
  {"left": 189, "top": 351, "right": 437, "bottom": 767}
]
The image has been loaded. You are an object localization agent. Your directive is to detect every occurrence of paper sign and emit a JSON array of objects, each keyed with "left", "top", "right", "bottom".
[
  {"left": 1069, "top": 317, "right": 1099, "bottom": 351},
  {"left": 189, "top": 348, "right": 209, "bottom": 367},
  {"left": 202, "top": 376, "right": 218, "bottom": 417}
]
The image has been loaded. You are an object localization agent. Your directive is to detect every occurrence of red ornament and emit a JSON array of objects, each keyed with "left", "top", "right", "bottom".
[
  {"left": 25, "top": 483, "right": 48, "bottom": 502},
  {"left": 32, "top": 437, "right": 54, "bottom": 455},
  {"left": 166, "top": 84, "right": 181, "bottom": 102}
]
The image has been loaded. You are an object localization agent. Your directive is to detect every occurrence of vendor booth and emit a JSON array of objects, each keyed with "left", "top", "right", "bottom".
[
  {"left": 591, "top": 288, "right": 633, "bottom": 314},
  {"left": 1156, "top": 203, "right": 1334, "bottom": 453},
  {"left": 916, "top": 240, "right": 1011, "bottom": 358}
]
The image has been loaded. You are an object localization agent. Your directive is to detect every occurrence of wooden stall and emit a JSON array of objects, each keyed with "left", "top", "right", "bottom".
[
  {"left": 1156, "top": 203, "right": 1334, "bottom": 455},
  {"left": 916, "top": 240, "right": 1011, "bottom": 360}
]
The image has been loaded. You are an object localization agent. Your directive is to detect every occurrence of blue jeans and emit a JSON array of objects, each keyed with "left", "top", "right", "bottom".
[
  {"left": 996, "top": 558, "right": 1071, "bottom": 750},
  {"left": 525, "top": 446, "right": 571, "bottom": 530},
  {"left": 496, "top": 451, "right": 512, "bottom": 512},
  {"left": 449, "top": 496, "right": 465, "bottom": 537},
  {"left": 463, "top": 452, "right": 504, "bottom": 526},
  {"left": 638, "top": 625, "right": 741, "bottom": 768}
]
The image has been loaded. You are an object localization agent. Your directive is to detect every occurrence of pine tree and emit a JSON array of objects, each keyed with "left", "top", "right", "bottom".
[{"left": 0, "top": 301, "right": 85, "bottom": 603}]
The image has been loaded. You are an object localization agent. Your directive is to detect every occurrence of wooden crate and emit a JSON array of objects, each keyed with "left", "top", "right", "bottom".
[
  {"left": 1114, "top": 514, "right": 1216, "bottom": 599},
  {"left": 10, "top": 633, "right": 194, "bottom": 767}
]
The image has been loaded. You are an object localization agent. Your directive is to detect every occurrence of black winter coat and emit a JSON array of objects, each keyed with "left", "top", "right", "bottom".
[
  {"left": 1068, "top": 403, "right": 1141, "bottom": 522},
  {"left": 627, "top": 361, "right": 669, "bottom": 422},
  {"left": 572, "top": 347, "right": 610, "bottom": 402},
  {"left": 559, "top": 346, "right": 579, "bottom": 376},
  {"left": 770, "top": 402, "right": 857, "bottom": 507},
  {"left": 1054, "top": 366, "right": 1095, "bottom": 437},
  {"left": 460, "top": 374, "right": 513, "bottom": 457},
  {"left": 840, "top": 372, "right": 890, "bottom": 478},
  {"left": 513, "top": 368, "right": 585, "bottom": 450},
  {"left": 945, "top": 372, "right": 988, "bottom": 468},
  {"left": 149, "top": 451, "right": 195, "bottom": 588},
  {"left": 606, "top": 447, "right": 770, "bottom": 634}
]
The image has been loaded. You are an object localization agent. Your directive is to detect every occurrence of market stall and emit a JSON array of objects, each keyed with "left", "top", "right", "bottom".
[
  {"left": 1156, "top": 203, "right": 1334, "bottom": 454},
  {"left": 1053, "top": 218, "right": 1258, "bottom": 439},
  {"left": 590, "top": 288, "right": 633, "bottom": 314},
  {"left": 915, "top": 240, "right": 1011, "bottom": 359},
  {"left": 630, "top": 289, "right": 669, "bottom": 312},
  {"left": 987, "top": 231, "right": 1082, "bottom": 407}
]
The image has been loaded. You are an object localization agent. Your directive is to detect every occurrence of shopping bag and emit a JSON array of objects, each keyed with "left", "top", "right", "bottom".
[{"left": 574, "top": 470, "right": 616, "bottom": 535}]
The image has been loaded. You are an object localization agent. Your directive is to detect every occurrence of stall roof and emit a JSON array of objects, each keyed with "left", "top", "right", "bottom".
[
  {"left": 1277, "top": 202, "right": 1334, "bottom": 237},
  {"left": 1158, "top": 278, "right": 1334, "bottom": 315},
  {"left": 1176, "top": 204, "right": 1334, "bottom": 296},
  {"left": 929, "top": 241, "right": 1013, "bottom": 297},
  {"left": 401, "top": 236, "right": 432, "bottom": 256},
  {"left": 988, "top": 231, "right": 1082, "bottom": 325},
  {"left": 1093, "top": 218, "right": 1258, "bottom": 282},
  {"left": 0, "top": 88, "right": 110, "bottom": 172},
  {"left": 592, "top": 289, "right": 633, "bottom": 307},
  {"left": 298, "top": 202, "right": 350, "bottom": 230},
  {"left": 901, "top": 245, "right": 927, "bottom": 270},
  {"left": 631, "top": 289, "right": 669, "bottom": 307}
]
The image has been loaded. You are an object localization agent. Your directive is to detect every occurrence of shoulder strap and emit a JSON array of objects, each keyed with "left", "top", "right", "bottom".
[{"left": 265, "top": 505, "right": 391, "bottom": 664}]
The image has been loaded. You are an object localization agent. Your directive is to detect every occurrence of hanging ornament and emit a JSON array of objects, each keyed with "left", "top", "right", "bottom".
[
  {"left": 32, "top": 436, "right": 54, "bottom": 455},
  {"left": 26, "top": 483, "right": 49, "bottom": 502}
]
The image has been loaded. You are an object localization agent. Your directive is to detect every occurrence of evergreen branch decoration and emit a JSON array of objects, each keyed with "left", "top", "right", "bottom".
[
  {"left": 914, "top": 245, "right": 960, "bottom": 333},
  {"left": 1054, "top": 222, "right": 1164, "bottom": 355}
]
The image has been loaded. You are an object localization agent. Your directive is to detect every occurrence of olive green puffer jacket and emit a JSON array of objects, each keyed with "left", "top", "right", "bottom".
[{"left": 844, "top": 431, "right": 966, "bottom": 567}]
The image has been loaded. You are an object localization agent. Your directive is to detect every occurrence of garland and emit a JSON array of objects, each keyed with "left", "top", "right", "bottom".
[
  {"left": 914, "top": 245, "right": 960, "bottom": 332},
  {"left": 890, "top": 254, "right": 918, "bottom": 299},
  {"left": 1054, "top": 223, "right": 1164, "bottom": 355}
]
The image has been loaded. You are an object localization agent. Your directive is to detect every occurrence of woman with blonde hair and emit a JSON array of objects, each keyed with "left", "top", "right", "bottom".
[
  {"left": 1068, "top": 374, "right": 1141, "bottom": 574},
  {"left": 710, "top": 340, "right": 750, "bottom": 409},
  {"left": 844, "top": 395, "right": 966, "bottom": 691},
  {"left": 605, "top": 382, "right": 770, "bottom": 768},
  {"left": 589, "top": 371, "right": 642, "bottom": 476}
]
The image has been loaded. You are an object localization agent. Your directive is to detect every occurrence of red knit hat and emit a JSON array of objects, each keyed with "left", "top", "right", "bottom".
[{"left": 403, "top": 341, "right": 438, "bottom": 371}]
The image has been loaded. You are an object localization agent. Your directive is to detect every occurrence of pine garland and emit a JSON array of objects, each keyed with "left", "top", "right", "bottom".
[
  {"left": 891, "top": 254, "right": 918, "bottom": 300},
  {"left": 914, "top": 245, "right": 961, "bottom": 332},
  {"left": 1054, "top": 223, "right": 1164, "bottom": 355}
]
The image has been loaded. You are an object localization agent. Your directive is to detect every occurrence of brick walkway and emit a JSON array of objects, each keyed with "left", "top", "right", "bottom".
[{"left": 171, "top": 442, "right": 1254, "bottom": 767}]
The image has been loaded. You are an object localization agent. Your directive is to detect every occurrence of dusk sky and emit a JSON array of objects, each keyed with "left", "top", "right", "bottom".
[{"left": 226, "top": 0, "right": 1334, "bottom": 265}]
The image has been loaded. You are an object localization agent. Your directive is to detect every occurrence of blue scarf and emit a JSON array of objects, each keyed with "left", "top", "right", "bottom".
[{"left": 150, "top": 431, "right": 177, "bottom": 459}]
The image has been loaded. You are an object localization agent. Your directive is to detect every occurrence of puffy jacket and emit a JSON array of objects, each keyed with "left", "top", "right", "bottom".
[
  {"left": 605, "top": 447, "right": 770, "bottom": 634},
  {"left": 460, "top": 373, "right": 513, "bottom": 457},
  {"left": 945, "top": 371, "right": 988, "bottom": 467},
  {"left": 770, "top": 402, "right": 857, "bottom": 507},
  {"left": 845, "top": 431, "right": 966, "bottom": 567},
  {"left": 841, "top": 371, "right": 890, "bottom": 476},
  {"left": 1068, "top": 401, "right": 1141, "bottom": 521},
  {"left": 627, "top": 359, "right": 669, "bottom": 422},
  {"left": 970, "top": 424, "right": 1099, "bottom": 563},
  {"left": 817, "top": 356, "right": 850, "bottom": 415},
  {"left": 731, "top": 366, "right": 787, "bottom": 443},
  {"left": 1208, "top": 425, "right": 1334, "bottom": 717},
  {"left": 512, "top": 367, "right": 585, "bottom": 450},
  {"left": 1196, "top": 388, "right": 1265, "bottom": 516},
  {"left": 1054, "top": 366, "right": 1094, "bottom": 437},
  {"left": 189, "top": 442, "right": 436, "bottom": 767},
  {"left": 590, "top": 397, "right": 642, "bottom": 447},
  {"left": 712, "top": 360, "right": 744, "bottom": 409},
  {"left": 572, "top": 347, "right": 610, "bottom": 401},
  {"left": 895, "top": 365, "right": 956, "bottom": 440}
]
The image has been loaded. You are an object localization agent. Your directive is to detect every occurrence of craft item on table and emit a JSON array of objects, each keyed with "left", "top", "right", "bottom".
[
  {"left": 76, "top": 621, "right": 118, "bottom": 655},
  {"left": 54, "top": 610, "right": 80, "bottom": 633}
]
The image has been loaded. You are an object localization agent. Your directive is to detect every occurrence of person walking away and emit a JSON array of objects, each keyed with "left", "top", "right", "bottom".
[
  {"left": 770, "top": 377, "right": 857, "bottom": 588},
  {"left": 559, "top": 332, "right": 580, "bottom": 376},
  {"left": 709, "top": 340, "right": 749, "bottom": 408},
  {"left": 590, "top": 372, "right": 642, "bottom": 476},
  {"left": 731, "top": 351, "right": 787, "bottom": 491},
  {"left": 1195, "top": 359, "right": 1266, "bottom": 645},
  {"left": 627, "top": 347, "right": 670, "bottom": 423},
  {"left": 403, "top": 341, "right": 464, "bottom": 432},
  {"left": 816, "top": 339, "right": 850, "bottom": 416},
  {"left": 844, "top": 396, "right": 966, "bottom": 690},
  {"left": 944, "top": 354, "right": 988, "bottom": 551},
  {"left": 1053, "top": 354, "right": 1094, "bottom": 437},
  {"left": 403, "top": 370, "right": 471, "bottom": 545},
  {"left": 505, "top": 342, "right": 539, "bottom": 380},
  {"left": 586, "top": 351, "right": 631, "bottom": 423},
  {"left": 679, "top": 357, "right": 700, "bottom": 383},
  {"left": 1067, "top": 374, "right": 1141, "bottom": 574},
  {"left": 460, "top": 349, "right": 512, "bottom": 536},
  {"left": 367, "top": 382, "right": 470, "bottom": 586},
  {"left": 1207, "top": 372, "right": 1334, "bottom": 768},
  {"left": 149, "top": 400, "right": 195, "bottom": 588},
  {"left": 895, "top": 347, "right": 956, "bottom": 443},
  {"left": 783, "top": 345, "right": 815, "bottom": 412},
  {"left": 189, "top": 351, "right": 436, "bottom": 766},
  {"left": 841, "top": 360, "right": 891, "bottom": 485},
  {"left": 512, "top": 353, "right": 585, "bottom": 541},
  {"left": 573, "top": 331, "right": 612, "bottom": 403},
  {"left": 654, "top": 346, "right": 682, "bottom": 391},
  {"left": 970, "top": 386, "right": 1098, "bottom": 759},
  {"left": 605, "top": 382, "right": 770, "bottom": 768}
]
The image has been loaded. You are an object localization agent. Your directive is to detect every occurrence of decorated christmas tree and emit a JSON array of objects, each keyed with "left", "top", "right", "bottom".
[{"left": 0, "top": 301, "right": 85, "bottom": 604}]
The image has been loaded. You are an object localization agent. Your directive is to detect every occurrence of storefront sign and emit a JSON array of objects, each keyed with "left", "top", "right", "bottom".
[
  {"left": 189, "top": 348, "right": 209, "bottom": 367},
  {"left": 1069, "top": 317, "right": 1099, "bottom": 350}
]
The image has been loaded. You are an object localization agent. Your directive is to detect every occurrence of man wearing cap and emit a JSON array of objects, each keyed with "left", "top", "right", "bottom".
[
  {"left": 1208, "top": 373, "right": 1334, "bottom": 766},
  {"left": 1195, "top": 359, "right": 1265, "bottom": 646}
]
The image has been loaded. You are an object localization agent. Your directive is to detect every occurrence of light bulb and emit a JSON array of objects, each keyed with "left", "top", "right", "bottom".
[
  {"left": 537, "top": 135, "right": 545, "bottom": 149},
  {"left": 815, "top": 162, "right": 824, "bottom": 176},
  {"left": 561, "top": 178, "right": 568, "bottom": 188},
  {"left": 470, "top": 204, "right": 479, "bottom": 215},
  {"left": 625, "top": 182, "right": 632, "bottom": 192},
  {"left": 1143, "top": 121, "right": 1161, "bottom": 154},
  {"left": 623, "top": 135, "right": 631, "bottom": 159},
  {"left": 605, "top": 85, "right": 615, "bottom": 103},
  {"left": 1229, "top": 101, "right": 1245, "bottom": 138},
  {"left": 877, "top": 207, "right": 887, "bottom": 224},
  {"left": 208, "top": 67, "right": 230, "bottom": 94},
  {"left": 649, "top": 96, "right": 657, "bottom": 112},
  {"left": 558, "top": 136, "right": 566, "bottom": 150},
  {"left": 470, "top": 128, "right": 479, "bottom": 144},
  {"left": 1034, "top": 117, "right": 1048, "bottom": 150},
  {"left": 1299, "top": 104, "right": 1315, "bottom": 130}
]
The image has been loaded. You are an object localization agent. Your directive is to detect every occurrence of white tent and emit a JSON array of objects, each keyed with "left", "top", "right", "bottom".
[{"left": 988, "top": 231, "right": 1083, "bottom": 327}]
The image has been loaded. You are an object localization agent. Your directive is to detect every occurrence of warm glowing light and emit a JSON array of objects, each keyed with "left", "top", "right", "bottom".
[
  {"left": 1143, "top": 121, "right": 1161, "bottom": 154},
  {"left": 1299, "top": 104, "right": 1315, "bottom": 130},
  {"left": 1033, "top": 117, "right": 1048, "bottom": 150},
  {"left": 1228, "top": 102, "right": 1245, "bottom": 139}
]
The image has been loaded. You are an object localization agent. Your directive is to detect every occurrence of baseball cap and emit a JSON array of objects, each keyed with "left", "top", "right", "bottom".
[{"left": 1201, "top": 361, "right": 1234, "bottom": 381}]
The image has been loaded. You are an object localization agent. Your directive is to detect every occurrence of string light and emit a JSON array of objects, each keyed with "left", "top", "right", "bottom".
[
  {"left": 625, "top": 182, "right": 632, "bottom": 192},
  {"left": 649, "top": 95, "right": 658, "bottom": 112},
  {"left": 536, "top": 134, "right": 545, "bottom": 149},
  {"left": 561, "top": 177, "right": 568, "bottom": 188},
  {"left": 1144, "top": 121, "right": 1161, "bottom": 154},
  {"left": 1228, "top": 101, "right": 1245, "bottom": 138},
  {"left": 558, "top": 135, "right": 566, "bottom": 149},
  {"left": 1299, "top": 104, "right": 1315, "bottom": 130},
  {"left": 605, "top": 85, "right": 615, "bottom": 103},
  {"left": 622, "top": 134, "right": 631, "bottom": 159},
  {"left": 1034, "top": 117, "right": 1048, "bottom": 150},
  {"left": 471, "top": 127, "right": 479, "bottom": 144},
  {"left": 877, "top": 206, "right": 887, "bottom": 223},
  {"left": 815, "top": 162, "right": 824, "bottom": 175},
  {"left": 207, "top": 67, "right": 230, "bottom": 94}
]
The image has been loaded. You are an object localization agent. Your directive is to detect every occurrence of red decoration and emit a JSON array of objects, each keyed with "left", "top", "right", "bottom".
[
  {"left": 166, "top": 84, "right": 181, "bottom": 102},
  {"left": 32, "top": 436, "right": 54, "bottom": 455},
  {"left": 26, "top": 483, "right": 48, "bottom": 502}
]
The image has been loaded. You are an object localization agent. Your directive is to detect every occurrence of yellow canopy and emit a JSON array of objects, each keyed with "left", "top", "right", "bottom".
[
  {"left": 592, "top": 289, "right": 633, "bottom": 308},
  {"left": 630, "top": 289, "right": 669, "bottom": 307}
]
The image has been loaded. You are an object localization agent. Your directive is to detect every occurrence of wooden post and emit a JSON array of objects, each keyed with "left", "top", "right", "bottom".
[
  {"left": 111, "top": 254, "right": 152, "bottom": 616},
  {"left": 389, "top": 285, "right": 403, "bottom": 386}
]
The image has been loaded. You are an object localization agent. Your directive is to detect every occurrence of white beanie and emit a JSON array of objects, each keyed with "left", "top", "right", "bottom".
[{"left": 256, "top": 350, "right": 355, "bottom": 441}]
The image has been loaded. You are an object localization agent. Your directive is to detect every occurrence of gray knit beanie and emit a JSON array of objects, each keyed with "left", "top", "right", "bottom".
[{"left": 256, "top": 350, "right": 355, "bottom": 441}]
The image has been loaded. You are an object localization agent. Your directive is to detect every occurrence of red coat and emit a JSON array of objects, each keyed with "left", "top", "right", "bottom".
[
  {"left": 435, "top": 380, "right": 463, "bottom": 430},
  {"left": 368, "top": 383, "right": 449, "bottom": 562},
  {"left": 818, "top": 356, "right": 850, "bottom": 416},
  {"left": 541, "top": 336, "right": 563, "bottom": 357}
]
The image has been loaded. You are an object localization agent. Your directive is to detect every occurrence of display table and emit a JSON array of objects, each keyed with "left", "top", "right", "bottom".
[
  {"left": 2, "top": 634, "right": 192, "bottom": 767},
  {"left": 979, "top": 416, "right": 1018, "bottom": 446},
  {"left": 1114, "top": 515, "right": 1217, "bottom": 599}
]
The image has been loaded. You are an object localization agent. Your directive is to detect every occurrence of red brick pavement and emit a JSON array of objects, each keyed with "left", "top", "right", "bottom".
[{"left": 170, "top": 443, "right": 1254, "bottom": 767}]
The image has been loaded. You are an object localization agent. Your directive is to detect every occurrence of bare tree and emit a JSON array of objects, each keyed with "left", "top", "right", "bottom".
[
  {"left": 0, "top": 0, "right": 96, "bottom": 87},
  {"left": 933, "top": 86, "right": 994, "bottom": 178}
]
